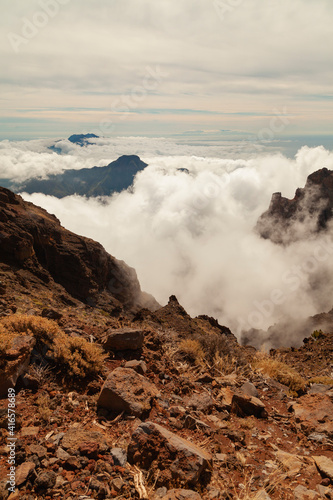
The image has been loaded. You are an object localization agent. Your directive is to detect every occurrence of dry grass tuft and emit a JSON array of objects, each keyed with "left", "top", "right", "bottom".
[
  {"left": 177, "top": 339, "right": 205, "bottom": 365},
  {"left": 308, "top": 375, "right": 333, "bottom": 385},
  {"left": 253, "top": 354, "right": 306, "bottom": 394}
]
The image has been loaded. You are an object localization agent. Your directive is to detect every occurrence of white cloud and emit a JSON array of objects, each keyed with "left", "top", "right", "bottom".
[{"left": 20, "top": 143, "right": 333, "bottom": 348}]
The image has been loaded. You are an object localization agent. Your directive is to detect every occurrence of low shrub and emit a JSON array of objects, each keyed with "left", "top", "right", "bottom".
[{"left": 0, "top": 314, "right": 107, "bottom": 382}]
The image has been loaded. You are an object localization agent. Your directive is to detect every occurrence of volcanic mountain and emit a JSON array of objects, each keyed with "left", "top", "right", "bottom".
[
  {"left": 0, "top": 186, "right": 332, "bottom": 499},
  {"left": 12, "top": 154, "right": 147, "bottom": 198}
]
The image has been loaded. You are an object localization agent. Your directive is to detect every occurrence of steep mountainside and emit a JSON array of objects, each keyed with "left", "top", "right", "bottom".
[
  {"left": 12, "top": 155, "right": 147, "bottom": 198},
  {"left": 0, "top": 188, "right": 332, "bottom": 499},
  {"left": 256, "top": 168, "right": 333, "bottom": 244},
  {"left": 0, "top": 187, "right": 157, "bottom": 312}
]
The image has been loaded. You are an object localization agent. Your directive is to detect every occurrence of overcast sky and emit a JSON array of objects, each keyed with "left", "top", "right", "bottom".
[{"left": 1, "top": 0, "right": 333, "bottom": 140}]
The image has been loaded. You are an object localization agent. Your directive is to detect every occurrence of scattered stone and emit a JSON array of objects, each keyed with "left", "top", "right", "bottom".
[
  {"left": 293, "top": 484, "right": 319, "bottom": 499},
  {"left": 111, "top": 477, "right": 124, "bottom": 492},
  {"left": 110, "top": 447, "right": 127, "bottom": 466},
  {"left": 128, "top": 421, "right": 212, "bottom": 487},
  {"left": 97, "top": 367, "right": 160, "bottom": 417},
  {"left": 34, "top": 471, "right": 57, "bottom": 490},
  {"left": 124, "top": 359, "right": 147, "bottom": 374},
  {"left": 160, "top": 489, "right": 203, "bottom": 499},
  {"left": 20, "top": 426, "right": 40, "bottom": 437},
  {"left": 61, "top": 427, "right": 108, "bottom": 455},
  {"left": 308, "top": 433, "right": 328, "bottom": 444},
  {"left": 313, "top": 455, "right": 333, "bottom": 481},
  {"left": 41, "top": 307, "right": 62, "bottom": 320},
  {"left": 28, "top": 444, "right": 47, "bottom": 459},
  {"left": 16, "top": 461, "right": 35, "bottom": 486},
  {"left": 308, "top": 383, "right": 332, "bottom": 394},
  {"left": 240, "top": 381, "right": 259, "bottom": 398},
  {"left": 275, "top": 449, "right": 303, "bottom": 475},
  {"left": 231, "top": 393, "right": 267, "bottom": 418},
  {"left": 292, "top": 394, "right": 333, "bottom": 437},
  {"left": 102, "top": 328, "right": 144, "bottom": 351},
  {"left": 183, "top": 415, "right": 211, "bottom": 431},
  {"left": 79, "top": 441, "right": 99, "bottom": 458},
  {"left": 185, "top": 393, "right": 214, "bottom": 412},
  {"left": 217, "top": 387, "right": 234, "bottom": 410},
  {"left": 56, "top": 447, "right": 71, "bottom": 461}
]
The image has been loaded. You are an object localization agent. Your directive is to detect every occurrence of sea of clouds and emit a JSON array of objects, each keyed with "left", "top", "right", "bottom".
[{"left": 2, "top": 136, "right": 333, "bottom": 348}]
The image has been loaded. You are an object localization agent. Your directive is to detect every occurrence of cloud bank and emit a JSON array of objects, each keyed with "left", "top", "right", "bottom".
[{"left": 18, "top": 143, "right": 333, "bottom": 348}]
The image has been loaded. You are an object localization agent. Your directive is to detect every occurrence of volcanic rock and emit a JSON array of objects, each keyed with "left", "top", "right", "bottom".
[
  {"left": 61, "top": 427, "right": 109, "bottom": 455},
  {"left": 97, "top": 367, "right": 160, "bottom": 416},
  {"left": 231, "top": 393, "right": 267, "bottom": 418},
  {"left": 291, "top": 394, "right": 333, "bottom": 437},
  {"left": 127, "top": 421, "right": 212, "bottom": 487},
  {"left": 102, "top": 328, "right": 144, "bottom": 351}
]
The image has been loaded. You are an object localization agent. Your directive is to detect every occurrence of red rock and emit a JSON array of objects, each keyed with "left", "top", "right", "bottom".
[
  {"left": 102, "top": 328, "right": 144, "bottom": 351},
  {"left": 291, "top": 394, "right": 333, "bottom": 437},
  {"left": 79, "top": 441, "right": 99, "bottom": 458},
  {"left": 16, "top": 461, "right": 35, "bottom": 486},
  {"left": 231, "top": 393, "right": 267, "bottom": 418},
  {"left": 128, "top": 421, "right": 212, "bottom": 487},
  {"left": 97, "top": 367, "right": 160, "bottom": 417}
]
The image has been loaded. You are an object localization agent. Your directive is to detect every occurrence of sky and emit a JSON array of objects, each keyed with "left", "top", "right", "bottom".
[{"left": 1, "top": 0, "right": 333, "bottom": 141}]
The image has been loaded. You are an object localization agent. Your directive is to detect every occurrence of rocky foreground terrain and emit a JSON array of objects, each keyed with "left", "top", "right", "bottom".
[{"left": 0, "top": 187, "right": 332, "bottom": 500}]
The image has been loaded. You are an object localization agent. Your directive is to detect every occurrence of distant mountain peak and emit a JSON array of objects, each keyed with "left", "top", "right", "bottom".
[
  {"left": 68, "top": 133, "right": 99, "bottom": 146},
  {"left": 15, "top": 154, "right": 147, "bottom": 198}
]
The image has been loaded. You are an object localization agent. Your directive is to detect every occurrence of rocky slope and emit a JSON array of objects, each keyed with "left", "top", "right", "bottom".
[
  {"left": 0, "top": 187, "right": 157, "bottom": 312},
  {"left": 0, "top": 188, "right": 332, "bottom": 500},
  {"left": 256, "top": 167, "right": 333, "bottom": 244}
]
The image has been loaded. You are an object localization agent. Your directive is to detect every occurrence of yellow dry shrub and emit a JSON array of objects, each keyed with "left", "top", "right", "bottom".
[
  {"left": 253, "top": 354, "right": 306, "bottom": 394},
  {"left": 178, "top": 339, "right": 205, "bottom": 365},
  {"left": 0, "top": 314, "right": 61, "bottom": 346},
  {"left": 0, "top": 314, "right": 107, "bottom": 381},
  {"left": 308, "top": 375, "right": 333, "bottom": 385},
  {"left": 53, "top": 333, "right": 107, "bottom": 379}
]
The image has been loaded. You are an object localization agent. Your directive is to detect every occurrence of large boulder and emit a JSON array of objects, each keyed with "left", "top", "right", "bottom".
[
  {"left": 97, "top": 367, "right": 160, "bottom": 417},
  {"left": 231, "top": 393, "right": 267, "bottom": 418},
  {"left": 128, "top": 421, "right": 212, "bottom": 487},
  {"left": 102, "top": 328, "right": 144, "bottom": 351}
]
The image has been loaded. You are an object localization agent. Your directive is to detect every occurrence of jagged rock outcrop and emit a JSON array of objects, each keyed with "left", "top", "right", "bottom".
[
  {"left": 256, "top": 168, "right": 333, "bottom": 244},
  {"left": 0, "top": 187, "right": 158, "bottom": 311}
]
